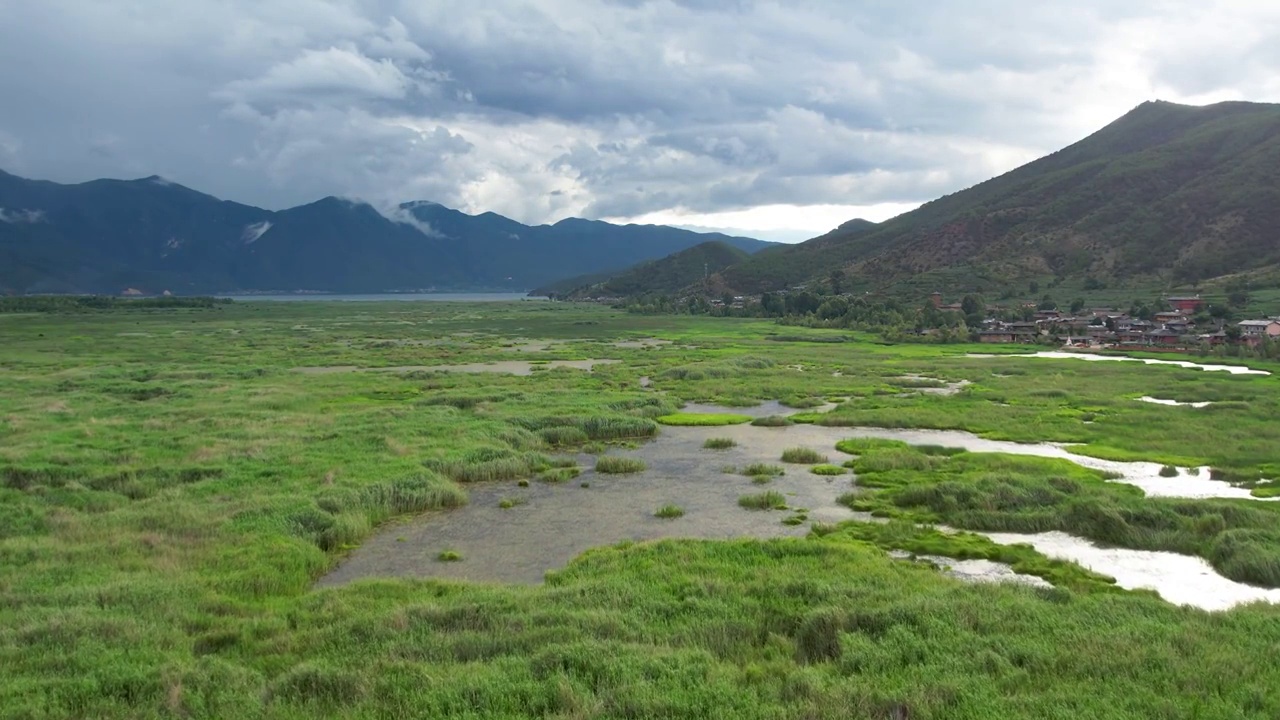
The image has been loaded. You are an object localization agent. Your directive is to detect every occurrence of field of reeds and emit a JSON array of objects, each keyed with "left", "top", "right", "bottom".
[{"left": 3, "top": 299, "right": 1280, "bottom": 717}]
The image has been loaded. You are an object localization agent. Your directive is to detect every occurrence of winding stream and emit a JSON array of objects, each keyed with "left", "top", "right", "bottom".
[{"left": 969, "top": 351, "right": 1271, "bottom": 376}]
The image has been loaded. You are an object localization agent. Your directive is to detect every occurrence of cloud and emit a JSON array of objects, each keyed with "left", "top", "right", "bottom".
[
  {"left": 380, "top": 202, "right": 447, "bottom": 237},
  {"left": 218, "top": 45, "right": 424, "bottom": 107},
  {"left": 0, "top": 0, "right": 1277, "bottom": 241},
  {"left": 0, "top": 208, "right": 47, "bottom": 224}
]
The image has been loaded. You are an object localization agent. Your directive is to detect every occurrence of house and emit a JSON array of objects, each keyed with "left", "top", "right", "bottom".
[
  {"left": 1238, "top": 319, "right": 1280, "bottom": 346},
  {"left": 1148, "top": 329, "right": 1183, "bottom": 347},
  {"left": 1201, "top": 331, "right": 1229, "bottom": 347},
  {"left": 1166, "top": 295, "right": 1204, "bottom": 314},
  {"left": 1154, "top": 311, "right": 1186, "bottom": 324},
  {"left": 978, "top": 330, "right": 1017, "bottom": 343}
]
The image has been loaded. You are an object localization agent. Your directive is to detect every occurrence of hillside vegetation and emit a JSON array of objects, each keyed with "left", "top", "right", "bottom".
[
  {"left": 715, "top": 100, "right": 1280, "bottom": 297},
  {"left": 535, "top": 240, "right": 749, "bottom": 298}
]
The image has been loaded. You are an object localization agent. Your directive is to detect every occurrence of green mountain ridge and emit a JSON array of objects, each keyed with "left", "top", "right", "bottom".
[
  {"left": 712, "top": 100, "right": 1280, "bottom": 297},
  {"left": 534, "top": 240, "right": 750, "bottom": 298},
  {"left": 0, "top": 170, "right": 773, "bottom": 294}
]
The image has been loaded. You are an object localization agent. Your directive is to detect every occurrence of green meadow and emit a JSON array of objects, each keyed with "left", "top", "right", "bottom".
[{"left": 3, "top": 300, "right": 1280, "bottom": 718}]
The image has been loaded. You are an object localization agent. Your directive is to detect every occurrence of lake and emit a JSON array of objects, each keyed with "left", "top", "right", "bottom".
[{"left": 231, "top": 292, "right": 544, "bottom": 302}]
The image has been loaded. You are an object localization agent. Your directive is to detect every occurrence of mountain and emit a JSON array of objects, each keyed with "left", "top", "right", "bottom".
[
  {"left": 714, "top": 100, "right": 1280, "bottom": 297},
  {"left": 532, "top": 240, "right": 751, "bottom": 298},
  {"left": 0, "top": 169, "right": 772, "bottom": 294}
]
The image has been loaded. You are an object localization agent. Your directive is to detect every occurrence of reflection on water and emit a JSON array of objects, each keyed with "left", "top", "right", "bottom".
[
  {"left": 983, "top": 531, "right": 1280, "bottom": 611},
  {"left": 969, "top": 351, "right": 1270, "bottom": 376},
  {"left": 1137, "top": 396, "right": 1213, "bottom": 408},
  {"left": 888, "top": 550, "right": 1052, "bottom": 589}
]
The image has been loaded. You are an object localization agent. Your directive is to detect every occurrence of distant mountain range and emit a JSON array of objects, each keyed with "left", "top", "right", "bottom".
[
  {"left": 693, "top": 100, "right": 1280, "bottom": 299},
  {"left": 0, "top": 169, "right": 773, "bottom": 294}
]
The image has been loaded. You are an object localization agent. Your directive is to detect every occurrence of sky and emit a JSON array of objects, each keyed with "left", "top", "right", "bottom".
[{"left": 1, "top": 1, "right": 1278, "bottom": 243}]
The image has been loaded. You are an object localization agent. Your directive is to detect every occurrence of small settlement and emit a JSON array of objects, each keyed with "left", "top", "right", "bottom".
[{"left": 960, "top": 293, "right": 1280, "bottom": 350}]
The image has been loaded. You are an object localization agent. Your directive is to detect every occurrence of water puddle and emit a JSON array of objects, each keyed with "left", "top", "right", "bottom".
[
  {"left": 679, "top": 400, "right": 839, "bottom": 417},
  {"left": 968, "top": 351, "right": 1270, "bottom": 376},
  {"left": 612, "top": 338, "right": 673, "bottom": 349},
  {"left": 293, "top": 359, "right": 620, "bottom": 376},
  {"left": 887, "top": 550, "right": 1052, "bottom": 589},
  {"left": 317, "top": 427, "right": 855, "bottom": 587},
  {"left": 890, "top": 375, "right": 971, "bottom": 396},
  {"left": 983, "top": 531, "right": 1280, "bottom": 610},
  {"left": 1137, "top": 396, "right": 1213, "bottom": 408}
]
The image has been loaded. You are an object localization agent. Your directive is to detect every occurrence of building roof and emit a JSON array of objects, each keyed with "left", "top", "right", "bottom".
[{"left": 1238, "top": 320, "right": 1280, "bottom": 327}]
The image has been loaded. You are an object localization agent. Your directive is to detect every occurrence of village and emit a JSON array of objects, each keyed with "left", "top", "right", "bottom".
[{"left": 939, "top": 292, "right": 1280, "bottom": 350}]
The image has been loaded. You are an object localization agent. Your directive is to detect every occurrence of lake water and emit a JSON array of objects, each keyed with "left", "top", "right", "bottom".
[{"left": 231, "top": 292, "right": 542, "bottom": 302}]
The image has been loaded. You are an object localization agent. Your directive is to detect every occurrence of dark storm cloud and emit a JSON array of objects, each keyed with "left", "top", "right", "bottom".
[{"left": 0, "top": 0, "right": 1276, "bottom": 229}]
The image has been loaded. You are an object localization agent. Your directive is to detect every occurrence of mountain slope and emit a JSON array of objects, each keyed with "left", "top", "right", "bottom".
[
  {"left": 716, "top": 100, "right": 1280, "bottom": 296},
  {"left": 535, "top": 240, "right": 750, "bottom": 298},
  {"left": 0, "top": 170, "right": 773, "bottom": 294}
]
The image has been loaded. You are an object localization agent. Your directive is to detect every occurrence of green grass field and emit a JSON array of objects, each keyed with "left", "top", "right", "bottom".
[{"left": 4, "top": 299, "right": 1280, "bottom": 718}]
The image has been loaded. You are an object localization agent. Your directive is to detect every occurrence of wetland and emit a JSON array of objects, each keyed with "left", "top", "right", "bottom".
[{"left": 5, "top": 300, "right": 1280, "bottom": 718}]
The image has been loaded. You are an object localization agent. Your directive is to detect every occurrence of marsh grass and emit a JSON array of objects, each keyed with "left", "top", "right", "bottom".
[
  {"left": 702, "top": 437, "right": 738, "bottom": 450},
  {"left": 656, "top": 412, "right": 753, "bottom": 426},
  {"left": 780, "top": 396, "right": 825, "bottom": 409},
  {"left": 781, "top": 447, "right": 828, "bottom": 464},
  {"left": 425, "top": 449, "right": 552, "bottom": 483},
  {"left": 741, "top": 463, "right": 784, "bottom": 478},
  {"left": 1160, "top": 465, "right": 1179, "bottom": 477},
  {"left": 655, "top": 504, "right": 685, "bottom": 519},
  {"left": 8, "top": 300, "right": 1280, "bottom": 719},
  {"left": 751, "top": 415, "right": 793, "bottom": 427},
  {"left": 538, "top": 467, "right": 581, "bottom": 483},
  {"left": 811, "top": 464, "right": 848, "bottom": 476},
  {"left": 594, "top": 456, "right": 647, "bottom": 474},
  {"left": 739, "top": 490, "right": 787, "bottom": 510}
]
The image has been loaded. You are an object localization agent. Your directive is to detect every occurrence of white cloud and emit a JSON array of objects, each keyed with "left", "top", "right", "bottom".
[
  {"left": 380, "top": 202, "right": 446, "bottom": 237},
  {"left": 218, "top": 45, "right": 421, "bottom": 106}
]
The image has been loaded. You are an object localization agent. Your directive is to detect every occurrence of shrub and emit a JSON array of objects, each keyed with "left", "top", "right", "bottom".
[
  {"left": 703, "top": 438, "right": 738, "bottom": 450},
  {"left": 654, "top": 504, "right": 684, "bottom": 519},
  {"left": 781, "top": 448, "right": 828, "bottom": 464},
  {"left": 1159, "top": 465, "right": 1179, "bottom": 478},
  {"left": 594, "top": 456, "right": 646, "bottom": 474},
  {"left": 739, "top": 491, "right": 787, "bottom": 510}
]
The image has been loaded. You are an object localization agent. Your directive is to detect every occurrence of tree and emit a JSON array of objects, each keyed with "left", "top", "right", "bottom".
[
  {"left": 829, "top": 269, "right": 846, "bottom": 296},
  {"left": 1038, "top": 294, "right": 1057, "bottom": 311},
  {"left": 1029, "top": 280, "right": 1040, "bottom": 295},
  {"left": 1070, "top": 298, "right": 1086, "bottom": 313}
]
